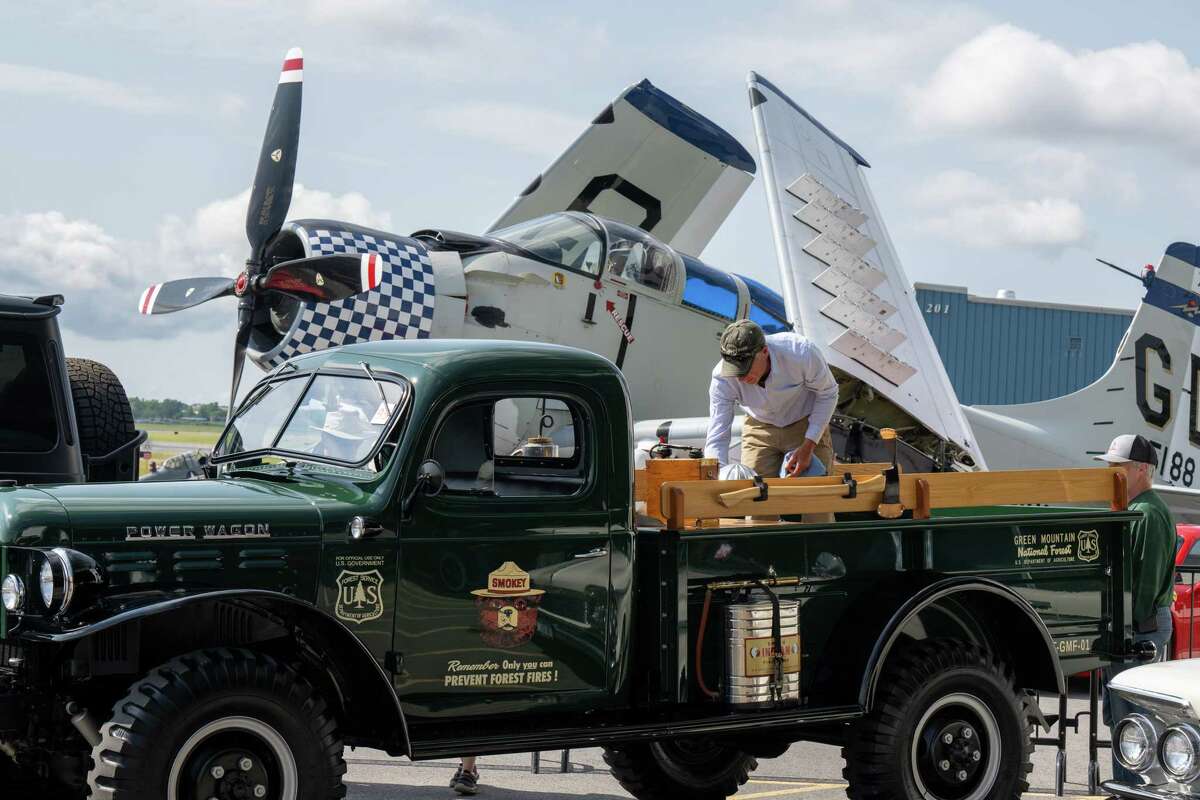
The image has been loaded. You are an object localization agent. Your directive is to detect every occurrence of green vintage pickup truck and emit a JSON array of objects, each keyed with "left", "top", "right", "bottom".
[{"left": 0, "top": 339, "right": 1144, "bottom": 800}]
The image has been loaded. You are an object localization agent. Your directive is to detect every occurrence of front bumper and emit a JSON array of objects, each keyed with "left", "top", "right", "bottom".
[{"left": 1103, "top": 780, "right": 1193, "bottom": 800}]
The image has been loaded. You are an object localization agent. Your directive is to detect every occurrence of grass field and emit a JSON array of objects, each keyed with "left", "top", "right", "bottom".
[{"left": 138, "top": 422, "right": 223, "bottom": 447}]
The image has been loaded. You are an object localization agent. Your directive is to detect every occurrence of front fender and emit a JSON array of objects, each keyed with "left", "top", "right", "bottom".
[{"left": 24, "top": 589, "right": 411, "bottom": 757}]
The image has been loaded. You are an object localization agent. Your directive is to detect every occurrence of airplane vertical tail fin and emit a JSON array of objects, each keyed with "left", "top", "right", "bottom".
[{"left": 963, "top": 243, "right": 1200, "bottom": 468}]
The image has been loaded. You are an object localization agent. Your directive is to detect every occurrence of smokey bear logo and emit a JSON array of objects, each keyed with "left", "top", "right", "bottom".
[{"left": 471, "top": 561, "right": 545, "bottom": 648}]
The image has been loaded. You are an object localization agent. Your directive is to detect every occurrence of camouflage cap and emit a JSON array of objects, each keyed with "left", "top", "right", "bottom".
[{"left": 719, "top": 320, "right": 766, "bottom": 377}]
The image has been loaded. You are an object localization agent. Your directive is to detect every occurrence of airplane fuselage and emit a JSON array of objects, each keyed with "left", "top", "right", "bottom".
[{"left": 249, "top": 211, "right": 791, "bottom": 424}]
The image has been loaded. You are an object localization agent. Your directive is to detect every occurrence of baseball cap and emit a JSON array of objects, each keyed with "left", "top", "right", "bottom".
[
  {"left": 1094, "top": 433, "right": 1159, "bottom": 466},
  {"left": 719, "top": 320, "right": 766, "bottom": 377}
]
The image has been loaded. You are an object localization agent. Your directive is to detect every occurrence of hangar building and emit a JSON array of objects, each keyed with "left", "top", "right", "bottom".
[{"left": 914, "top": 283, "right": 1134, "bottom": 406}]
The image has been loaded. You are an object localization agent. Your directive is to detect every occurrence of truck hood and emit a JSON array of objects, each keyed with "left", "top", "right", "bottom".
[
  {"left": 1109, "top": 660, "right": 1200, "bottom": 713},
  {"left": 0, "top": 477, "right": 334, "bottom": 546}
]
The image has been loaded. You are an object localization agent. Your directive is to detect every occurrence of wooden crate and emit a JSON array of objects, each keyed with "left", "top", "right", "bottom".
[
  {"left": 659, "top": 467, "right": 1129, "bottom": 531},
  {"left": 636, "top": 458, "right": 718, "bottom": 524}
]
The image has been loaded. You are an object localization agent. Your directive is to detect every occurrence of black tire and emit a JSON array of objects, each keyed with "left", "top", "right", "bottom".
[
  {"left": 842, "top": 640, "right": 1034, "bottom": 800},
  {"left": 86, "top": 648, "right": 346, "bottom": 800},
  {"left": 66, "top": 358, "right": 137, "bottom": 482},
  {"left": 603, "top": 738, "right": 757, "bottom": 800}
]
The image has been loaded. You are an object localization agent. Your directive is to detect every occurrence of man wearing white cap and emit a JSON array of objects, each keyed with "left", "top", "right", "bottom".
[{"left": 1095, "top": 433, "right": 1177, "bottom": 784}]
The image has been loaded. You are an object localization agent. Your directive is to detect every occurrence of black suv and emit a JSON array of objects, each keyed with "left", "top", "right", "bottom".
[{"left": 0, "top": 294, "right": 142, "bottom": 484}]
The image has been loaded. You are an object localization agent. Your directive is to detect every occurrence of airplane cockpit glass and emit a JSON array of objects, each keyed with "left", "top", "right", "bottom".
[
  {"left": 490, "top": 213, "right": 603, "bottom": 274},
  {"left": 738, "top": 273, "right": 792, "bottom": 334},
  {"left": 215, "top": 373, "right": 405, "bottom": 470},
  {"left": 602, "top": 220, "right": 677, "bottom": 294},
  {"left": 680, "top": 255, "right": 737, "bottom": 320}
]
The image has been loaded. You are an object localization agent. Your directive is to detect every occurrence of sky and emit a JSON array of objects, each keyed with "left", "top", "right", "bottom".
[{"left": 2, "top": 0, "right": 1200, "bottom": 402}]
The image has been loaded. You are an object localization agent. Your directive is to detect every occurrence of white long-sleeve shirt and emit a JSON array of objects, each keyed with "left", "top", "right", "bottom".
[{"left": 704, "top": 332, "right": 838, "bottom": 466}]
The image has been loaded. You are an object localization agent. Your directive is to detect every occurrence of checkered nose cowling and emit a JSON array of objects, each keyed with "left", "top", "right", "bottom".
[{"left": 248, "top": 221, "right": 437, "bottom": 371}]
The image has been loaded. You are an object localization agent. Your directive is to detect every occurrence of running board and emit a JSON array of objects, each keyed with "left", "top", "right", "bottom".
[{"left": 406, "top": 704, "right": 863, "bottom": 761}]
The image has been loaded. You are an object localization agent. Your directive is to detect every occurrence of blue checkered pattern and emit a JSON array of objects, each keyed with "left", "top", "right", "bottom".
[{"left": 251, "top": 226, "right": 436, "bottom": 371}]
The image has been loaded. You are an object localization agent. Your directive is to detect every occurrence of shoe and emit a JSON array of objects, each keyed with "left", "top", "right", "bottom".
[
  {"left": 449, "top": 765, "right": 463, "bottom": 788},
  {"left": 452, "top": 767, "right": 479, "bottom": 795}
]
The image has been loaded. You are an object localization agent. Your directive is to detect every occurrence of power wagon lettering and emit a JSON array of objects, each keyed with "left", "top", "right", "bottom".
[{"left": 125, "top": 523, "right": 272, "bottom": 541}]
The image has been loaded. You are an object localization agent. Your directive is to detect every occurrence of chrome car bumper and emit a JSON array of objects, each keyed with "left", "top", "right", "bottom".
[{"left": 1103, "top": 780, "right": 1192, "bottom": 800}]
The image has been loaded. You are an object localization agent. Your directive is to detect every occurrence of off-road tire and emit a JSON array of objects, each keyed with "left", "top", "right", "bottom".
[
  {"left": 842, "top": 639, "right": 1034, "bottom": 800},
  {"left": 86, "top": 648, "right": 346, "bottom": 800},
  {"left": 66, "top": 358, "right": 137, "bottom": 482},
  {"left": 603, "top": 739, "right": 757, "bottom": 800}
]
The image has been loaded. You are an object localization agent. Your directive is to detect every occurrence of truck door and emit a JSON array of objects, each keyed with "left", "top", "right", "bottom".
[{"left": 394, "top": 388, "right": 614, "bottom": 719}]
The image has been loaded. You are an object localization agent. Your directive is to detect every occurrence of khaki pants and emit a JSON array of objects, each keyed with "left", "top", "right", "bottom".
[{"left": 741, "top": 415, "right": 836, "bottom": 523}]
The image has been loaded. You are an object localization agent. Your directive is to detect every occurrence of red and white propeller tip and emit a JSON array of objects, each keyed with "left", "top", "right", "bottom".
[
  {"left": 360, "top": 253, "right": 384, "bottom": 292},
  {"left": 279, "top": 47, "right": 303, "bottom": 84},
  {"left": 138, "top": 284, "right": 162, "bottom": 315}
]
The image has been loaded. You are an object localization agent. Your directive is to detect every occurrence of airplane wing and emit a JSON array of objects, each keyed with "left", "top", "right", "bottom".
[
  {"left": 747, "top": 71, "right": 984, "bottom": 467},
  {"left": 487, "top": 79, "right": 756, "bottom": 257}
]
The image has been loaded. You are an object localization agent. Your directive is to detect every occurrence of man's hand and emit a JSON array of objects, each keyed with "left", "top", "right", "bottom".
[{"left": 784, "top": 439, "right": 817, "bottom": 477}]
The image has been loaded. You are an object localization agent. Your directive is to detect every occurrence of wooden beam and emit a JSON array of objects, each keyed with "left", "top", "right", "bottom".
[
  {"left": 659, "top": 467, "right": 1125, "bottom": 529},
  {"left": 914, "top": 478, "right": 931, "bottom": 520}
]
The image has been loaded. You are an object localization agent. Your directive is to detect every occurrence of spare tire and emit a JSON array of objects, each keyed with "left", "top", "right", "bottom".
[{"left": 66, "top": 358, "right": 137, "bottom": 482}]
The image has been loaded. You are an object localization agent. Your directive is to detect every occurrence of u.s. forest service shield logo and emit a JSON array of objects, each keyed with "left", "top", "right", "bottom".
[
  {"left": 335, "top": 569, "right": 385, "bottom": 625},
  {"left": 1078, "top": 530, "right": 1100, "bottom": 563}
]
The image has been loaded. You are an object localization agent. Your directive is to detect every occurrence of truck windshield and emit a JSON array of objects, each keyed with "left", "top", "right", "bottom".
[
  {"left": 215, "top": 373, "right": 405, "bottom": 469},
  {"left": 0, "top": 336, "right": 58, "bottom": 452},
  {"left": 490, "top": 213, "right": 604, "bottom": 274}
]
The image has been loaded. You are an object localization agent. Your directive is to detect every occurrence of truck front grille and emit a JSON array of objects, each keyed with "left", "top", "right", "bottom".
[{"left": 0, "top": 640, "right": 24, "bottom": 668}]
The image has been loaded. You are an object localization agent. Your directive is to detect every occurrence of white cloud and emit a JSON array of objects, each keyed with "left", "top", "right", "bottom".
[
  {"left": 424, "top": 102, "right": 584, "bottom": 158},
  {"left": 0, "top": 185, "right": 393, "bottom": 341},
  {"left": 910, "top": 169, "right": 996, "bottom": 208},
  {"left": 0, "top": 62, "right": 179, "bottom": 114},
  {"left": 690, "top": 1, "right": 990, "bottom": 92},
  {"left": 908, "top": 25, "right": 1200, "bottom": 155},
  {"left": 1016, "top": 146, "right": 1140, "bottom": 205},
  {"left": 913, "top": 169, "right": 1086, "bottom": 250}
]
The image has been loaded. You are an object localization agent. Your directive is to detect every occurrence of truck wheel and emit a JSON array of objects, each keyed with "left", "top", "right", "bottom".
[
  {"left": 843, "top": 640, "right": 1033, "bottom": 800},
  {"left": 66, "top": 358, "right": 137, "bottom": 481},
  {"left": 603, "top": 738, "right": 757, "bottom": 800},
  {"left": 86, "top": 648, "right": 346, "bottom": 800}
]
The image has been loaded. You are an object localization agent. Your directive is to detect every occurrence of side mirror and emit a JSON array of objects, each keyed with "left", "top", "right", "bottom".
[
  {"left": 418, "top": 459, "right": 445, "bottom": 497},
  {"left": 402, "top": 460, "right": 445, "bottom": 519}
]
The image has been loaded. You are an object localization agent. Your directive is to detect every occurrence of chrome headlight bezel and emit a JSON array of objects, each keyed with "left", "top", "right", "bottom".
[
  {"left": 1116, "top": 714, "right": 1159, "bottom": 772},
  {"left": 1, "top": 574, "right": 24, "bottom": 614},
  {"left": 39, "top": 548, "right": 75, "bottom": 617},
  {"left": 1160, "top": 724, "right": 1200, "bottom": 782}
]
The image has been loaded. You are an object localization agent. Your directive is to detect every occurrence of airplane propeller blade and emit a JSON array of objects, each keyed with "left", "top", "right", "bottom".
[
  {"left": 228, "top": 310, "right": 253, "bottom": 421},
  {"left": 260, "top": 253, "right": 385, "bottom": 303},
  {"left": 137, "top": 277, "right": 236, "bottom": 315},
  {"left": 246, "top": 47, "right": 303, "bottom": 257}
]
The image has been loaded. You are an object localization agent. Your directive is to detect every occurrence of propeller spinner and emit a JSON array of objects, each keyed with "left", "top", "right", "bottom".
[{"left": 137, "top": 49, "right": 383, "bottom": 418}]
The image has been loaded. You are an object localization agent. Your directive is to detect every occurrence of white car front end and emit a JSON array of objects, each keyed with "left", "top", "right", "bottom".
[{"left": 1106, "top": 660, "right": 1200, "bottom": 798}]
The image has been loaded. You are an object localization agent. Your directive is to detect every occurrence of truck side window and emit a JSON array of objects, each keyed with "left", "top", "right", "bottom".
[{"left": 432, "top": 396, "right": 586, "bottom": 498}]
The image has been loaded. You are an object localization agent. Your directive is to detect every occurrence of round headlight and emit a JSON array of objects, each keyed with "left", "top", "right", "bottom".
[
  {"left": 39, "top": 558, "right": 55, "bottom": 607},
  {"left": 1161, "top": 725, "right": 1200, "bottom": 781},
  {"left": 1117, "top": 715, "right": 1158, "bottom": 772},
  {"left": 1, "top": 574, "right": 23, "bottom": 613}
]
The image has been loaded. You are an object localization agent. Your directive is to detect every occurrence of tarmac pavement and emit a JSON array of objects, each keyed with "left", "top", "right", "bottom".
[{"left": 345, "top": 690, "right": 1115, "bottom": 799}]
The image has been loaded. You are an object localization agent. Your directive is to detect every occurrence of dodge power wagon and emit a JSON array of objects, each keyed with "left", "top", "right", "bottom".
[{"left": 0, "top": 339, "right": 1146, "bottom": 800}]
